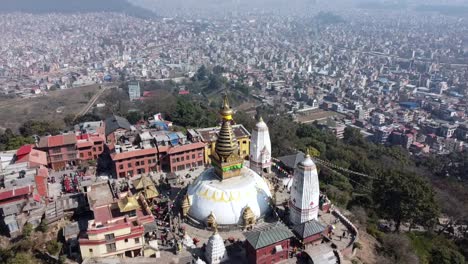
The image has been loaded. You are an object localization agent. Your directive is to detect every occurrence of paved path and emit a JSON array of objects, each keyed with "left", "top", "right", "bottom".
[{"left": 73, "top": 85, "right": 109, "bottom": 120}]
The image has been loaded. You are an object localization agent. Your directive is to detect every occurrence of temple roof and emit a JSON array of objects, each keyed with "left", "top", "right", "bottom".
[
  {"left": 245, "top": 222, "right": 294, "bottom": 249},
  {"left": 278, "top": 151, "right": 305, "bottom": 170},
  {"left": 118, "top": 194, "right": 140, "bottom": 213},
  {"left": 292, "top": 219, "right": 327, "bottom": 239},
  {"left": 133, "top": 175, "right": 154, "bottom": 190}
]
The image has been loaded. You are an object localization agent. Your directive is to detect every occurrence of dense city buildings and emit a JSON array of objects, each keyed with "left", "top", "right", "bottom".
[{"left": 1, "top": 3, "right": 468, "bottom": 263}]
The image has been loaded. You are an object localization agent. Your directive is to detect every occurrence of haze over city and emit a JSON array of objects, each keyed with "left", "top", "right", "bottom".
[{"left": 0, "top": 0, "right": 467, "bottom": 264}]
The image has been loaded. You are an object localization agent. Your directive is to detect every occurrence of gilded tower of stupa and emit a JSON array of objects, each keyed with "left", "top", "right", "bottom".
[{"left": 211, "top": 96, "right": 244, "bottom": 180}]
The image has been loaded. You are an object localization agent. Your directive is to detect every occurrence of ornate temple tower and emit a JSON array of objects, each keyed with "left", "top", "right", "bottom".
[
  {"left": 211, "top": 96, "right": 244, "bottom": 180},
  {"left": 205, "top": 230, "right": 228, "bottom": 264},
  {"left": 288, "top": 154, "right": 320, "bottom": 225},
  {"left": 249, "top": 117, "right": 272, "bottom": 175}
]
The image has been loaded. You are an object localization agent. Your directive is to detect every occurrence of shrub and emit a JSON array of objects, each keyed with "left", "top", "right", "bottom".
[
  {"left": 366, "top": 224, "right": 384, "bottom": 243},
  {"left": 46, "top": 240, "right": 62, "bottom": 256}
]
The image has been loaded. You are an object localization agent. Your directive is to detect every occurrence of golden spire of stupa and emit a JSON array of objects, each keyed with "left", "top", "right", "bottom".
[
  {"left": 211, "top": 95, "right": 244, "bottom": 180},
  {"left": 220, "top": 95, "right": 233, "bottom": 121}
]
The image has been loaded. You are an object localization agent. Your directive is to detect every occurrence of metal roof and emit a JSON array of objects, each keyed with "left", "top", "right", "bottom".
[
  {"left": 292, "top": 219, "right": 327, "bottom": 239},
  {"left": 105, "top": 115, "right": 131, "bottom": 136},
  {"left": 245, "top": 223, "right": 294, "bottom": 249},
  {"left": 278, "top": 151, "right": 305, "bottom": 170}
]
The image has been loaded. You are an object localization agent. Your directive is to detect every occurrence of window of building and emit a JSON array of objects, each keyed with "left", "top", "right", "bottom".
[
  {"left": 243, "top": 141, "right": 247, "bottom": 144},
  {"left": 141, "top": 160, "right": 145, "bottom": 165},
  {"left": 80, "top": 153, "right": 84, "bottom": 158},
  {"left": 53, "top": 155, "right": 63, "bottom": 161},
  {"left": 88, "top": 152, "right": 92, "bottom": 156},
  {"left": 67, "top": 154, "right": 75, "bottom": 159},
  {"left": 177, "top": 165, "right": 185, "bottom": 171},
  {"left": 89, "top": 249, "right": 93, "bottom": 253},
  {"left": 105, "top": 233, "right": 115, "bottom": 241},
  {"left": 192, "top": 154, "right": 195, "bottom": 159},
  {"left": 106, "top": 243, "right": 117, "bottom": 253},
  {"left": 181, "top": 156, "right": 184, "bottom": 161},
  {"left": 52, "top": 148, "right": 61, "bottom": 154},
  {"left": 136, "top": 161, "right": 140, "bottom": 166},
  {"left": 124, "top": 239, "right": 128, "bottom": 243},
  {"left": 98, "top": 147, "right": 103, "bottom": 152},
  {"left": 127, "top": 210, "right": 136, "bottom": 217},
  {"left": 119, "top": 172, "right": 126, "bottom": 178},
  {"left": 128, "top": 163, "right": 132, "bottom": 168},
  {"left": 67, "top": 146, "right": 75, "bottom": 151},
  {"left": 176, "top": 157, "right": 180, "bottom": 162},
  {"left": 135, "top": 238, "right": 140, "bottom": 244},
  {"left": 119, "top": 164, "right": 124, "bottom": 170}
]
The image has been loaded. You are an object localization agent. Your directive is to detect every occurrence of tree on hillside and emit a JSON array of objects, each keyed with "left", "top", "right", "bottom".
[
  {"left": 343, "top": 126, "right": 366, "bottom": 146},
  {"left": 6, "top": 252, "right": 37, "bottom": 264},
  {"left": 430, "top": 245, "right": 465, "bottom": 264},
  {"left": 378, "top": 234, "right": 419, "bottom": 264},
  {"left": 373, "top": 171, "right": 439, "bottom": 232},
  {"left": 19, "top": 120, "right": 62, "bottom": 137},
  {"left": 195, "top": 65, "right": 208, "bottom": 81}
]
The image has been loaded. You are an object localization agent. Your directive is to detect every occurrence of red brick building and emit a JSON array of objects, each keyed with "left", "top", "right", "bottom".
[
  {"left": 37, "top": 134, "right": 78, "bottom": 170},
  {"left": 292, "top": 219, "right": 327, "bottom": 247},
  {"left": 111, "top": 148, "right": 159, "bottom": 178},
  {"left": 76, "top": 134, "right": 105, "bottom": 161},
  {"left": 245, "top": 223, "right": 294, "bottom": 264},
  {"left": 165, "top": 142, "right": 205, "bottom": 172}
]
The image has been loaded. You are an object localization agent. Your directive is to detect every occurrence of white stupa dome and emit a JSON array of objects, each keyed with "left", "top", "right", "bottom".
[{"left": 187, "top": 167, "right": 272, "bottom": 226}]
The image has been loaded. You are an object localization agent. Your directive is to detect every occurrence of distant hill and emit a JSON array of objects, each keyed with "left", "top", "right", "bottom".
[{"left": 0, "top": 0, "right": 155, "bottom": 18}]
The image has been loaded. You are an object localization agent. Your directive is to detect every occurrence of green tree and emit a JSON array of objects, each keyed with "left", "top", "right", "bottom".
[
  {"left": 46, "top": 240, "right": 62, "bottom": 255},
  {"left": 212, "top": 65, "right": 225, "bottom": 75},
  {"left": 6, "top": 252, "right": 37, "bottom": 264},
  {"left": 373, "top": 171, "right": 439, "bottom": 232},
  {"left": 19, "top": 120, "right": 62, "bottom": 136},
  {"left": 430, "top": 247, "right": 465, "bottom": 264},
  {"left": 343, "top": 127, "right": 366, "bottom": 146},
  {"left": 196, "top": 65, "right": 208, "bottom": 81},
  {"left": 125, "top": 111, "right": 141, "bottom": 124},
  {"left": 22, "top": 223, "right": 33, "bottom": 238}
]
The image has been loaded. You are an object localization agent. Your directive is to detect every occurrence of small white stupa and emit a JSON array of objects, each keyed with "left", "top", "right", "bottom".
[
  {"left": 250, "top": 116, "right": 272, "bottom": 176},
  {"left": 289, "top": 154, "right": 320, "bottom": 225},
  {"left": 205, "top": 230, "right": 228, "bottom": 264}
]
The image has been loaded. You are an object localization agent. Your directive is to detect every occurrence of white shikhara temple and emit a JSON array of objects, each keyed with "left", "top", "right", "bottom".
[
  {"left": 205, "top": 230, "right": 229, "bottom": 264},
  {"left": 249, "top": 117, "right": 272, "bottom": 176},
  {"left": 185, "top": 96, "right": 272, "bottom": 227},
  {"left": 288, "top": 154, "right": 320, "bottom": 226}
]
